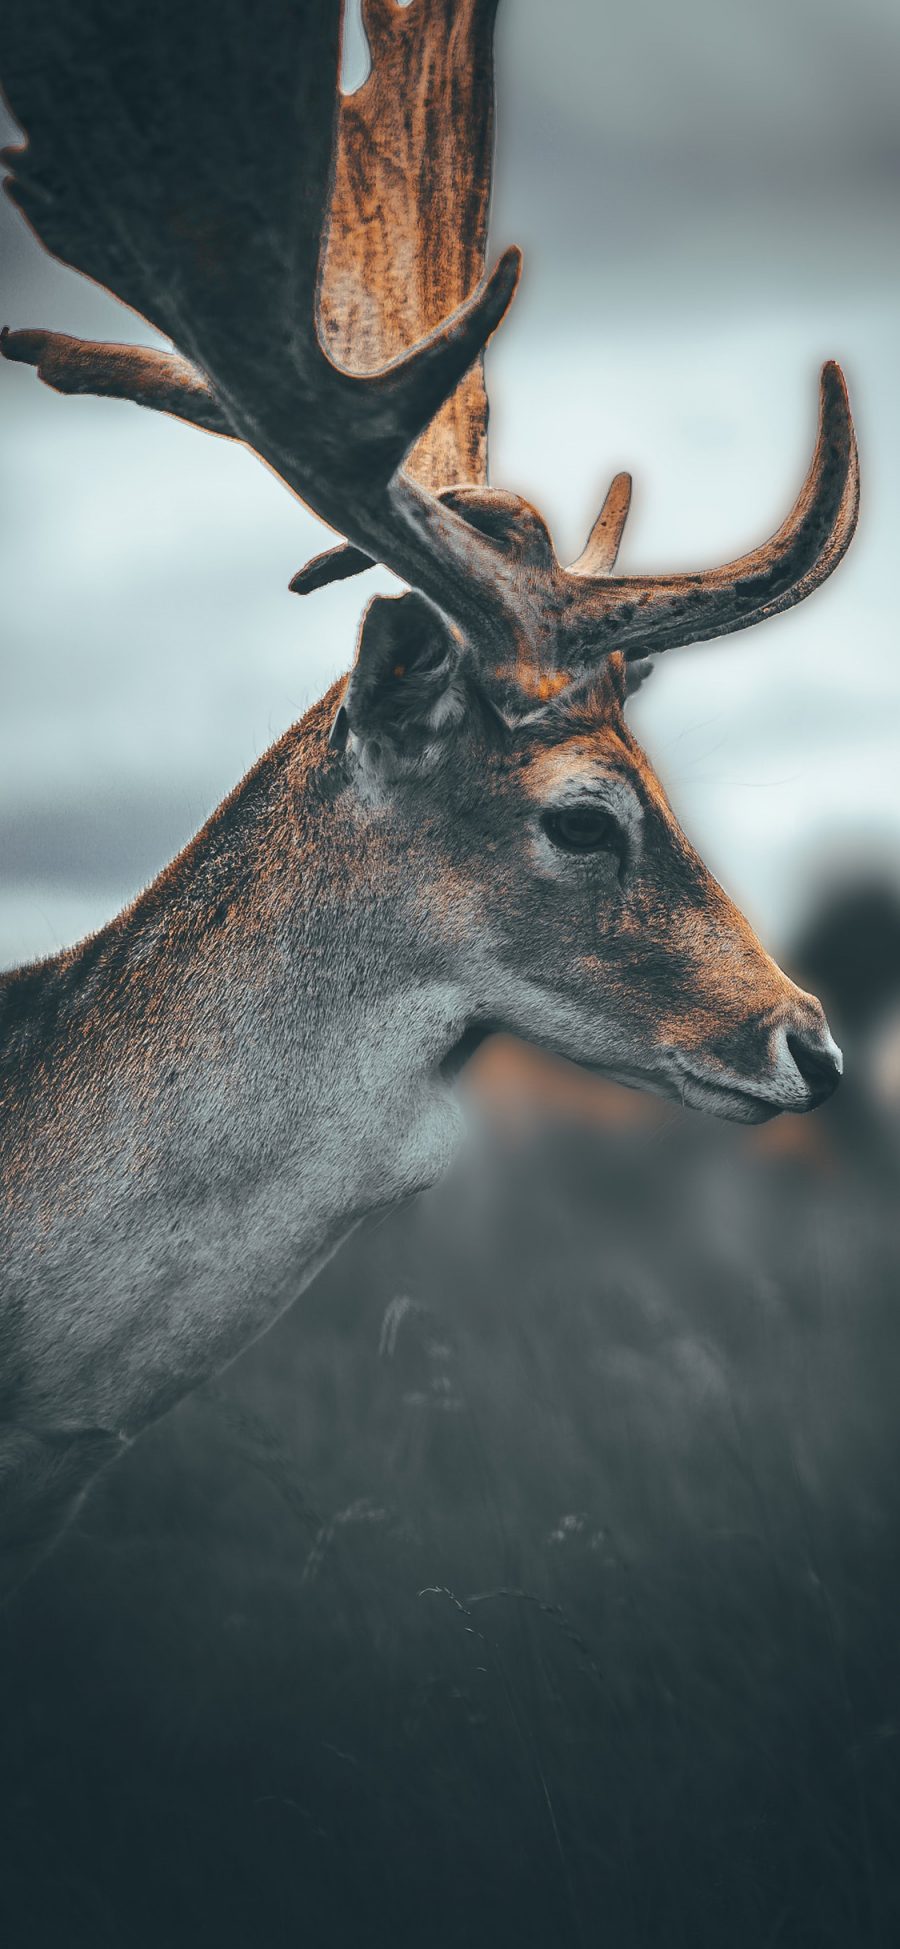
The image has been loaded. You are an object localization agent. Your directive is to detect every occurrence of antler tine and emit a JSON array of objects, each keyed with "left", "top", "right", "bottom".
[
  {"left": 564, "top": 363, "right": 859, "bottom": 664},
  {"left": 289, "top": 543, "right": 374, "bottom": 598},
  {"left": 0, "top": 328, "right": 230, "bottom": 436},
  {"left": 350, "top": 248, "right": 519, "bottom": 483},
  {"left": 569, "top": 472, "right": 633, "bottom": 577}
]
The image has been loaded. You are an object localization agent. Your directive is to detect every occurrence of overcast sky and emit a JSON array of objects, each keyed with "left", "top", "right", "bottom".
[{"left": 1, "top": 0, "right": 899, "bottom": 970}]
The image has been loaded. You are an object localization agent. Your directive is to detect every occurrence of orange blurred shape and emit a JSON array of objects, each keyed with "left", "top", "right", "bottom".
[{"left": 467, "top": 1034, "right": 668, "bottom": 1130}]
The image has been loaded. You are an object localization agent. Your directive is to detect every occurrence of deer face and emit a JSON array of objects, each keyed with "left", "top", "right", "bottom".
[
  {"left": 480, "top": 696, "right": 840, "bottom": 1123},
  {"left": 339, "top": 592, "right": 842, "bottom": 1124}
]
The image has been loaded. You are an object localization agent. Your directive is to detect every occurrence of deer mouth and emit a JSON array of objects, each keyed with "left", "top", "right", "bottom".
[
  {"left": 673, "top": 1072, "right": 783, "bottom": 1124},
  {"left": 573, "top": 1059, "right": 784, "bottom": 1122},
  {"left": 440, "top": 1025, "right": 786, "bottom": 1126}
]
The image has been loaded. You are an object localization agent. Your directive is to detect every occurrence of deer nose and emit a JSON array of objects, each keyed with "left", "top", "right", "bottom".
[{"left": 784, "top": 1023, "right": 843, "bottom": 1106}]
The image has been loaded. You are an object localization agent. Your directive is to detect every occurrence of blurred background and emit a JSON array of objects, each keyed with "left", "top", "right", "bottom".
[{"left": 2, "top": 2, "right": 900, "bottom": 1944}]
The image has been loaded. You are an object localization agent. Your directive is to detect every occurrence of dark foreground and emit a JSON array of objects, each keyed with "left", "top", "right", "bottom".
[{"left": 2, "top": 1039, "right": 899, "bottom": 1949}]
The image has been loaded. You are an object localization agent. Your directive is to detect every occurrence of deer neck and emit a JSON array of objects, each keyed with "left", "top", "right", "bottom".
[{"left": 0, "top": 685, "right": 469, "bottom": 1446}]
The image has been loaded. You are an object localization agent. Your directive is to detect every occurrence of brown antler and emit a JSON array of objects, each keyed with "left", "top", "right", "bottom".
[
  {"left": 0, "top": 327, "right": 230, "bottom": 434},
  {"left": 563, "top": 360, "right": 859, "bottom": 665},
  {"left": 293, "top": 0, "right": 505, "bottom": 598},
  {"left": 0, "top": 0, "right": 524, "bottom": 643},
  {"left": 1, "top": 0, "right": 858, "bottom": 683},
  {"left": 288, "top": 362, "right": 857, "bottom": 659},
  {"left": 569, "top": 473, "right": 633, "bottom": 577},
  {"left": 1, "top": 2, "right": 501, "bottom": 480},
  {"left": 322, "top": 0, "right": 500, "bottom": 493}
]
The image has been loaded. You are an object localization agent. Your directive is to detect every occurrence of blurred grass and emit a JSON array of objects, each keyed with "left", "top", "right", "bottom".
[{"left": 1, "top": 1072, "right": 898, "bottom": 1948}]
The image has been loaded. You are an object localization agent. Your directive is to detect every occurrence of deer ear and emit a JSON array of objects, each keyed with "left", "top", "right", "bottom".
[{"left": 341, "top": 593, "right": 468, "bottom": 770}]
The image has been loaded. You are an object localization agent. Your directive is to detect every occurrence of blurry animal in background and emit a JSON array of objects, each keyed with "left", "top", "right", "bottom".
[
  {"left": 0, "top": 0, "right": 857, "bottom": 1588},
  {"left": 785, "top": 878, "right": 900, "bottom": 1180}
]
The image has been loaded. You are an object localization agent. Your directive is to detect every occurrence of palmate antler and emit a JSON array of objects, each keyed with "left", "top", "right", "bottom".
[
  {"left": 0, "top": 0, "right": 521, "bottom": 640},
  {"left": 0, "top": 0, "right": 858, "bottom": 693}
]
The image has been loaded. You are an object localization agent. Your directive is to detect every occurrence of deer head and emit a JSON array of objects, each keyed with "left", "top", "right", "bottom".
[{"left": 0, "top": 0, "right": 857, "bottom": 1125}]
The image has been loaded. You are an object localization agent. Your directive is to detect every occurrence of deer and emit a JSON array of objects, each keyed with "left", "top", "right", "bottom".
[{"left": 0, "top": 0, "right": 858, "bottom": 1596}]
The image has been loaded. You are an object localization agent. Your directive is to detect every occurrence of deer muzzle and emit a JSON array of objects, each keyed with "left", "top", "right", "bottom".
[{"left": 670, "top": 992, "right": 843, "bottom": 1122}]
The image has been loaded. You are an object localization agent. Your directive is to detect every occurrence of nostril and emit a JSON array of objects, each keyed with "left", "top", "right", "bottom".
[{"left": 786, "top": 1030, "right": 842, "bottom": 1102}]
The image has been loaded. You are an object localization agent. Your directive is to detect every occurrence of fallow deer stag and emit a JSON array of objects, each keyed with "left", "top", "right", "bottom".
[{"left": 0, "top": 0, "right": 857, "bottom": 1593}]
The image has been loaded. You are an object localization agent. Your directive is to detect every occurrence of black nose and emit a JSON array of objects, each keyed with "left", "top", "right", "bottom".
[{"left": 786, "top": 1029, "right": 842, "bottom": 1104}]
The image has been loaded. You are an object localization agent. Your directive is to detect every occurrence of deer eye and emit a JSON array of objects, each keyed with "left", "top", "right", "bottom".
[{"left": 542, "top": 806, "right": 624, "bottom": 855}]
